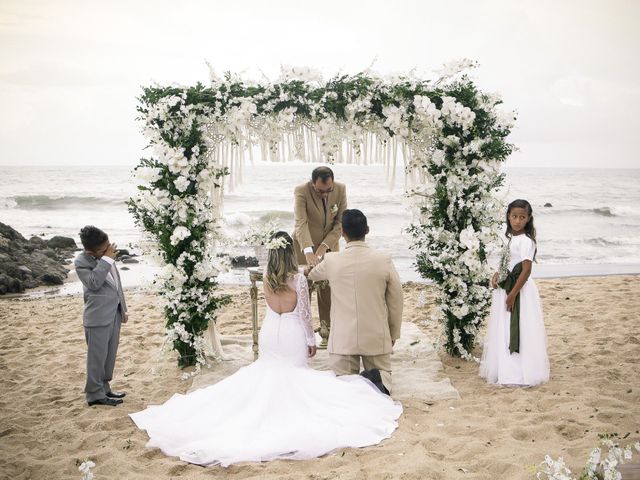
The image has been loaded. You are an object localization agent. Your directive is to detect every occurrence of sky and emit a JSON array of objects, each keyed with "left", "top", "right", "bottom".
[{"left": 0, "top": 0, "right": 639, "bottom": 168}]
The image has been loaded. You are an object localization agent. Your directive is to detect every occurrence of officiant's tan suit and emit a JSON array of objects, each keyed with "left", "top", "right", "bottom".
[
  {"left": 293, "top": 181, "right": 347, "bottom": 340},
  {"left": 308, "top": 240, "right": 403, "bottom": 393}
]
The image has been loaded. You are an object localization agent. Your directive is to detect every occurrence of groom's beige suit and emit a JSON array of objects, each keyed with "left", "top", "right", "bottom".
[
  {"left": 308, "top": 240, "right": 403, "bottom": 393},
  {"left": 293, "top": 181, "right": 347, "bottom": 337}
]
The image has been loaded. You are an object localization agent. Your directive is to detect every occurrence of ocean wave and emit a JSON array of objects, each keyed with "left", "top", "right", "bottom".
[
  {"left": 0, "top": 195, "right": 125, "bottom": 210},
  {"left": 537, "top": 205, "right": 638, "bottom": 218}
]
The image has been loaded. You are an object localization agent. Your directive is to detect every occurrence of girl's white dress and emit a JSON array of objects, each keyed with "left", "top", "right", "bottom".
[
  {"left": 479, "top": 234, "right": 550, "bottom": 386},
  {"left": 130, "top": 273, "right": 402, "bottom": 467}
]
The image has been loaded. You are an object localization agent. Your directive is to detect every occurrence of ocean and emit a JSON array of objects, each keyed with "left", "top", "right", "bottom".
[{"left": 1, "top": 164, "right": 640, "bottom": 289}]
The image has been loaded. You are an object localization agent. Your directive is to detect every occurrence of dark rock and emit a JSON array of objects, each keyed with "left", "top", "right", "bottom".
[
  {"left": 28, "top": 236, "right": 46, "bottom": 247},
  {"left": 120, "top": 266, "right": 130, "bottom": 271},
  {"left": 47, "top": 236, "right": 77, "bottom": 249},
  {"left": 121, "top": 258, "right": 139, "bottom": 264},
  {"left": 231, "top": 255, "right": 259, "bottom": 268},
  {"left": 0, "top": 223, "right": 26, "bottom": 242},
  {"left": 118, "top": 254, "right": 131, "bottom": 261},
  {"left": 544, "top": 203, "right": 553, "bottom": 208},
  {"left": 42, "top": 248, "right": 59, "bottom": 259},
  {"left": 0, "top": 273, "right": 23, "bottom": 293},
  {"left": 0, "top": 222, "right": 70, "bottom": 295},
  {"left": 40, "top": 273, "right": 64, "bottom": 285},
  {"left": 116, "top": 249, "right": 130, "bottom": 259}
]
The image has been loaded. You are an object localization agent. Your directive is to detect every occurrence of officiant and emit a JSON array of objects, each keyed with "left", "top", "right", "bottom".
[{"left": 293, "top": 166, "right": 347, "bottom": 347}]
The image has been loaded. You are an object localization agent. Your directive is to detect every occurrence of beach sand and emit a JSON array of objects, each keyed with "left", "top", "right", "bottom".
[{"left": 1, "top": 275, "right": 638, "bottom": 479}]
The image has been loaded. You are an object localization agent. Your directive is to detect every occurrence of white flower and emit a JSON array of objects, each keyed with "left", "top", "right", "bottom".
[
  {"left": 277, "top": 106, "right": 297, "bottom": 125},
  {"left": 431, "top": 149, "right": 446, "bottom": 166},
  {"left": 173, "top": 175, "right": 191, "bottom": 193},
  {"left": 382, "top": 105, "right": 406, "bottom": 133},
  {"left": 135, "top": 166, "right": 162, "bottom": 183},
  {"left": 459, "top": 225, "right": 480, "bottom": 251},
  {"left": 170, "top": 226, "right": 191, "bottom": 245}
]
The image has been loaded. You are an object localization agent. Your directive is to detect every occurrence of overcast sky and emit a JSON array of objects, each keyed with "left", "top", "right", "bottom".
[{"left": 1, "top": 0, "right": 638, "bottom": 168}]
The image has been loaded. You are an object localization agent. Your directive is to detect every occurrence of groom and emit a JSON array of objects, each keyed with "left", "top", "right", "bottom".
[
  {"left": 293, "top": 166, "right": 347, "bottom": 347},
  {"left": 75, "top": 226, "right": 128, "bottom": 407},
  {"left": 308, "top": 209, "right": 403, "bottom": 394}
]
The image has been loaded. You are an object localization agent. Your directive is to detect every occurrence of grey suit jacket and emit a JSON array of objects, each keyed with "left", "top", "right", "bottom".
[{"left": 74, "top": 252, "right": 127, "bottom": 328}]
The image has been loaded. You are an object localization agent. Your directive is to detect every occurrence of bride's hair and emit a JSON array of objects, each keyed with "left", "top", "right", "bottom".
[{"left": 265, "top": 231, "right": 298, "bottom": 293}]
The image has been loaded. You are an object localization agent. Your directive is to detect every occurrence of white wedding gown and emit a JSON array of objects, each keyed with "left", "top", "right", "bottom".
[
  {"left": 130, "top": 273, "right": 402, "bottom": 467},
  {"left": 479, "top": 235, "right": 550, "bottom": 386}
]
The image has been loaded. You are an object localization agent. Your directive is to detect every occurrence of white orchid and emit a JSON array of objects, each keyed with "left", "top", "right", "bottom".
[{"left": 170, "top": 226, "right": 191, "bottom": 246}]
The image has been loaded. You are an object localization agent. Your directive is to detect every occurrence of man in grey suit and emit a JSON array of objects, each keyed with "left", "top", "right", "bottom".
[{"left": 75, "top": 226, "right": 128, "bottom": 407}]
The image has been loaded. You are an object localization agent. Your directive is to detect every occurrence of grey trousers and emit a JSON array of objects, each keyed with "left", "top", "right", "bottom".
[
  {"left": 84, "top": 310, "right": 122, "bottom": 402},
  {"left": 329, "top": 352, "right": 392, "bottom": 394}
]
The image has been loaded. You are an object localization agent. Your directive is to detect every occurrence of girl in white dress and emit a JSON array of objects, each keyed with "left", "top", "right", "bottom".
[
  {"left": 480, "top": 199, "right": 550, "bottom": 386},
  {"left": 130, "top": 231, "right": 402, "bottom": 467}
]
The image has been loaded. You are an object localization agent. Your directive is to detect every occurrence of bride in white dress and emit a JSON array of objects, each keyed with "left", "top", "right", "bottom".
[{"left": 130, "top": 231, "right": 402, "bottom": 467}]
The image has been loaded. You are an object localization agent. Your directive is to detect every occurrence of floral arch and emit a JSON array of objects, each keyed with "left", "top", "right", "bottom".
[{"left": 129, "top": 60, "right": 515, "bottom": 370}]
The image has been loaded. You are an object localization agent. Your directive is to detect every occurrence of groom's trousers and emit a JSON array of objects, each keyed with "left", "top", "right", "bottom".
[
  {"left": 329, "top": 353, "right": 392, "bottom": 394},
  {"left": 84, "top": 310, "right": 122, "bottom": 402}
]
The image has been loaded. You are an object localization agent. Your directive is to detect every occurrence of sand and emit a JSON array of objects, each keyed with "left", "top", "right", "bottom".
[{"left": 1, "top": 275, "right": 639, "bottom": 480}]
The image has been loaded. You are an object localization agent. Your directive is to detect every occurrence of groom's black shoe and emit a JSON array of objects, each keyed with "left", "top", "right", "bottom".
[
  {"left": 106, "top": 390, "right": 126, "bottom": 399},
  {"left": 360, "top": 369, "right": 390, "bottom": 396},
  {"left": 88, "top": 397, "right": 123, "bottom": 407}
]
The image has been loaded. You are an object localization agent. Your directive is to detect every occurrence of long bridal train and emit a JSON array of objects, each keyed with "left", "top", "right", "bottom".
[{"left": 130, "top": 273, "right": 402, "bottom": 467}]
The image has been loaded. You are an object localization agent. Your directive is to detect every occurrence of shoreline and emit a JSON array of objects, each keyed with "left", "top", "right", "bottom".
[{"left": 5, "top": 262, "right": 640, "bottom": 300}]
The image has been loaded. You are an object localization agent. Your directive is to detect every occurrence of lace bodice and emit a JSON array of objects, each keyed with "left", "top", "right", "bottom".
[
  {"left": 264, "top": 270, "right": 315, "bottom": 347},
  {"left": 294, "top": 273, "right": 316, "bottom": 347}
]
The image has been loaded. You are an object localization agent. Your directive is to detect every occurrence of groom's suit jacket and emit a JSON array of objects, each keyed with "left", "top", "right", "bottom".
[
  {"left": 74, "top": 252, "right": 127, "bottom": 328},
  {"left": 293, "top": 181, "right": 347, "bottom": 264},
  {"left": 308, "top": 241, "right": 403, "bottom": 355}
]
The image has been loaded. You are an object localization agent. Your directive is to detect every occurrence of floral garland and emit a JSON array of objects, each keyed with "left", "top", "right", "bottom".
[{"left": 129, "top": 60, "right": 515, "bottom": 367}]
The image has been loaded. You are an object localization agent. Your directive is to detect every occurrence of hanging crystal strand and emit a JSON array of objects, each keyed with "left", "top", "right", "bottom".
[
  {"left": 385, "top": 138, "right": 392, "bottom": 182},
  {"left": 389, "top": 137, "right": 398, "bottom": 190},
  {"left": 260, "top": 139, "right": 267, "bottom": 163},
  {"left": 361, "top": 133, "right": 367, "bottom": 165},
  {"left": 287, "top": 132, "right": 295, "bottom": 161},
  {"left": 300, "top": 126, "right": 307, "bottom": 162},
  {"left": 248, "top": 134, "right": 254, "bottom": 165},
  {"left": 237, "top": 136, "right": 244, "bottom": 185},
  {"left": 279, "top": 137, "right": 285, "bottom": 162}
]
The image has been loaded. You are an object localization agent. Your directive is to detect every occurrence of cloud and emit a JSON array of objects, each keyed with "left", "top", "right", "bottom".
[{"left": 0, "top": 61, "right": 122, "bottom": 87}]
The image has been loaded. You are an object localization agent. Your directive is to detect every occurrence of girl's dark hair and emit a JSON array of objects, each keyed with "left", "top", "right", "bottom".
[
  {"left": 79, "top": 225, "right": 108, "bottom": 251},
  {"left": 506, "top": 199, "right": 537, "bottom": 260}
]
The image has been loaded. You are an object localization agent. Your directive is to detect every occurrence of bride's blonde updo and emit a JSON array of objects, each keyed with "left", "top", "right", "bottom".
[{"left": 264, "top": 231, "right": 298, "bottom": 293}]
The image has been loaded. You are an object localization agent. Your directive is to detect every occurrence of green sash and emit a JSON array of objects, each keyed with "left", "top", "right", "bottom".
[{"left": 498, "top": 261, "right": 522, "bottom": 354}]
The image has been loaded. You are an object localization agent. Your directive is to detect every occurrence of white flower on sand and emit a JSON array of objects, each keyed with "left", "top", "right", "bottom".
[
  {"left": 170, "top": 226, "right": 191, "bottom": 246},
  {"left": 173, "top": 175, "right": 191, "bottom": 193},
  {"left": 79, "top": 460, "right": 96, "bottom": 480}
]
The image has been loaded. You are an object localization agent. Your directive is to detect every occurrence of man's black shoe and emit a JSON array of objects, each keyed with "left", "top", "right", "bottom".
[
  {"left": 106, "top": 391, "right": 126, "bottom": 399},
  {"left": 88, "top": 397, "right": 123, "bottom": 407}
]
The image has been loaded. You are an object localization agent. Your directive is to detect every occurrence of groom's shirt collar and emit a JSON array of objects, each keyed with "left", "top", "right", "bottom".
[{"left": 345, "top": 240, "right": 368, "bottom": 249}]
